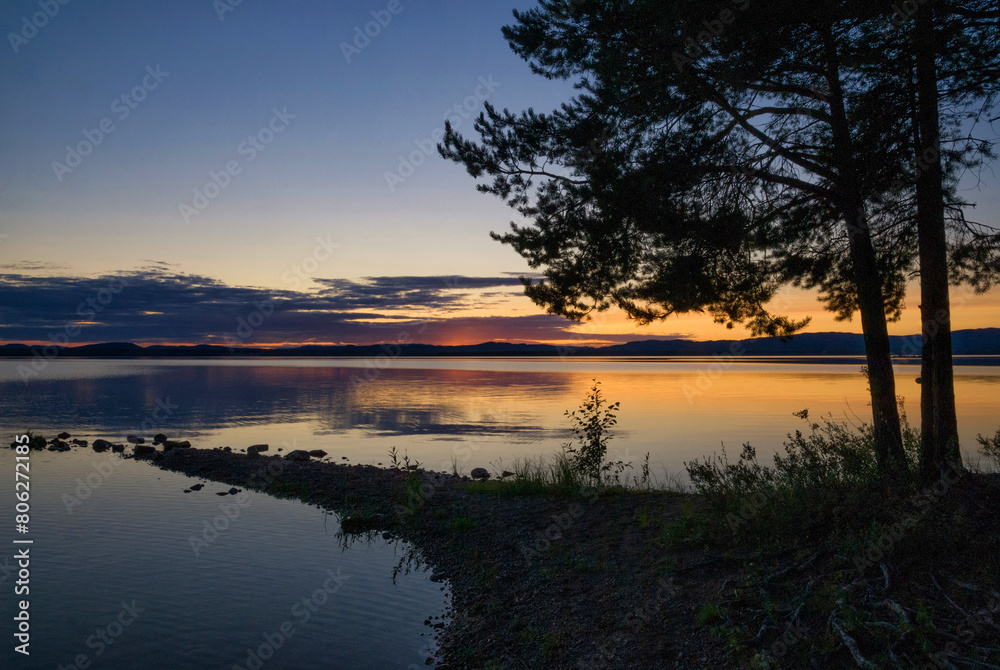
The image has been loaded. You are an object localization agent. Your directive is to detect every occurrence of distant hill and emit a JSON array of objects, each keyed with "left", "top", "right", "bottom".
[{"left": 1, "top": 328, "right": 998, "bottom": 359}]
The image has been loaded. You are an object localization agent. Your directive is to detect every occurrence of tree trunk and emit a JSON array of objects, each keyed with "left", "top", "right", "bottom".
[
  {"left": 843, "top": 203, "right": 909, "bottom": 479},
  {"left": 821, "top": 27, "right": 908, "bottom": 481},
  {"left": 914, "top": 1, "right": 962, "bottom": 482}
]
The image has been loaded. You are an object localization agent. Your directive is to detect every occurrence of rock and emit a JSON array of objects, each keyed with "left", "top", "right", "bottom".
[
  {"left": 134, "top": 444, "right": 155, "bottom": 455},
  {"left": 190, "top": 484, "right": 204, "bottom": 491},
  {"left": 246, "top": 449, "right": 260, "bottom": 459},
  {"left": 154, "top": 433, "right": 167, "bottom": 444},
  {"left": 71, "top": 438, "right": 87, "bottom": 446},
  {"left": 93, "top": 439, "right": 112, "bottom": 450},
  {"left": 501, "top": 470, "right": 515, "bottom": 479},
  {"left": 216, "top": 491, "right": 229, "bottom": 496},
  {"left": 111, "top": 444, "right": 125, "bottom": 453},
  {"left": 163, "top": 441, "right": 191, "bottom": 451},
  {"left": 57, "top": 432, "right": 71, "bottom": 440},
  {"left": 285, "top": 450, "right": 311, "bottom": 462},
  {"left": 248, "top": 444, "right": 269, "bottom": 453},
  {"left": 228, "top": 488, "right": 240, "bottom": 495},
  {"left": 127, "top": 435, "right": 144, "bottom": 444},
  {"left": 471, "top": 467, "right": 490, "bottom": 481},
  {"left": 163, "top": 447, "right": 188, "bottom": 462},
  {"left": 308, "top": 449, "right": 328, "bottom": 458}
]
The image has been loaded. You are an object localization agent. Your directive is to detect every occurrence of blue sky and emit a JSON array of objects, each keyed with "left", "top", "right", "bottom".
[
  {"left": 1, "top": 0, "right": 575, "bottom": 281},
  {"left": 1, "top": 0, "right": 998, "bottom": 346}
]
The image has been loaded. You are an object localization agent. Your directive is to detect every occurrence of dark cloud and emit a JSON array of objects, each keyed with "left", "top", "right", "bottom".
[
  {"left": 0, "top": 269, "right": 587, "bottom": 346},
  {"left": 0, "top": 261, "right": 69, "bottom": 271},
  {"left": 310, "top": 275, "right": 526, "bottom": 311}
]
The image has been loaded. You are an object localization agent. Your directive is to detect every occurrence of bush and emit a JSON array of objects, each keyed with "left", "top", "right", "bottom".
[
  {"left": 685, "top": 407, "right": 921, "bottom": 547},
  {"left": 564, "top": 379, "right": 629, "bottom": 485},
  {"left": 977, "top": 428, "right": 1000, "bottom": 471}
]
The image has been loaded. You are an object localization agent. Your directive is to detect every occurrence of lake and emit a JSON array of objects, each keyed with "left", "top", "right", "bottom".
[
  {"left": 0, "top": 447, "right": 450, "bottom": 669},
  {"left": 2, "top": 357, "right": 999, "bottom": 478},
  {"left": 2, "top": 356, "right": 999, "bottom": 668}
]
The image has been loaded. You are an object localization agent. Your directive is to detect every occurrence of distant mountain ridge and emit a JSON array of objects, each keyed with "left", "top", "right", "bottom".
[{"left": 1, "top": 328, "right": 999, "bottom": 358}]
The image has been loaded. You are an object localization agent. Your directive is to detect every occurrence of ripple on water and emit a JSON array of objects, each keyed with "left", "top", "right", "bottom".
[{"left": 0, "top": 448, "right": 450, "bottom": 669}]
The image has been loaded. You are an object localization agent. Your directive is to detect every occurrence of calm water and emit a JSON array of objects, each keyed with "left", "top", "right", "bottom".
[
  {"left": 1, "top": 357, "right": 998, "bottom": 668},
  {"left": 2, "top": 357, "right": 999, "bottom": 477},
  {"left": 0, "top": 447, "right": 449, "bottom": 669}
]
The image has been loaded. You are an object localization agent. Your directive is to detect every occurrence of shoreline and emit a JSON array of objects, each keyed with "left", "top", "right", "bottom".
[
  {"left": 14, "top": 434, "right": 1000, "bottom": 668},
  {"left": 131, "top": 445, "right": 738, "bottom": 669}
]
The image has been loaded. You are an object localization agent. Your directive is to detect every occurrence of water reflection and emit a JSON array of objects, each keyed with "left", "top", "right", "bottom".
[
  {"left": 1, "top": 358, "right": 998, "bottom": 475},
  {"left": 0, "top": 448, "right": 450, "bottom": 669}
]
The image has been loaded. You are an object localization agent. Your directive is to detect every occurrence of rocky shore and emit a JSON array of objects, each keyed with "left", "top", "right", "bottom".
[
  {"left": 17, "top": 433, "right": 999, "bottom": 668},
  {"left": 12, "top": 432, "right": 734, "bottom": 668},
  {"left": 135, "top": 444, "right": 734, "bottom": 669}
]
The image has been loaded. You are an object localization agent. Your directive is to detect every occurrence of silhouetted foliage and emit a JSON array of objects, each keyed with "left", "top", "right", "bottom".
[{"left": 441, "top": 0, "right": 1000, "bottom": 480}]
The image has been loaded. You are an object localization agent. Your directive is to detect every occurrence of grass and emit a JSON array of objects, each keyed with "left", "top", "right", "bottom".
[
  {"left": 697, "top": 603, "right": 723, "bottom": 626},
  {"left": 676, "top": 406, "right": 1000, "bottom": 668},
  {"left": 684, "top": 407, "right": 924, "bottom": 549},
  {"left": 340, "top": 513, "right": 383, "bottom": 535},
  {"left": 460, "top": 449, "right": 691, "bottom": 499},
  {"left": 450, "top": 515, "right": 477, "bottom": 531}
]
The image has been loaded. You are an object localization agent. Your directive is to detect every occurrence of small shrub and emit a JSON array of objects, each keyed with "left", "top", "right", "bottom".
[
  {"left": 684, "top": 407, "right": 920, "bottom": 547},
  {"left": 450, "top": 516, "right": 477, "bottom": 531},
  {"left": 697, "top": 603, "right": 723, "bottom": 626},
  {"left": 564, "top": 379, "right": 628, "bottom": 485},
  {"left": 977, "top": 428, "right": 1000, "bottom": 471}
]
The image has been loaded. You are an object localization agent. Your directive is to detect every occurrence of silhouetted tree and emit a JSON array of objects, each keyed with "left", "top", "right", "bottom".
[
  {"left": 909, "top": 0, "right": 999, "bottom": 481},
  {"left": 850, "top": 0, "right": 1000, "bottom": 480},
  {"left": 441, "top": 0, "right": 999, "bottom": 480}
]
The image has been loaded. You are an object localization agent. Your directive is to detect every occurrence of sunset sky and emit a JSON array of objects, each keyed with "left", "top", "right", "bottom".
[{"left": 2, "top": 0, "right": 998, "bottom": 347}]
